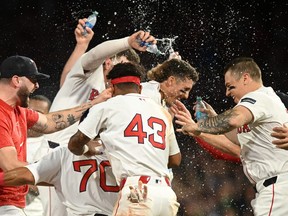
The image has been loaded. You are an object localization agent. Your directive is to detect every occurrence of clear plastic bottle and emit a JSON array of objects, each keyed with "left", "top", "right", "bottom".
[
  {"left": 195, "top": 96, "right": 208, "bottom": 121},
  {"left": 137, "top": 39, "right": 163, "bottom": 56},
  {"left": 82, "top": 11, "right": 99, "bottom": 36}
]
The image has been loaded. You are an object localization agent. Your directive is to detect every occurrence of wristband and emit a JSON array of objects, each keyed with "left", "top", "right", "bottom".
[
  {"left": 0, "top": 172, "right": 4, "bottom": 185},
  {"left": 83, "top": 145, "right": 89, "bottom": 155}
]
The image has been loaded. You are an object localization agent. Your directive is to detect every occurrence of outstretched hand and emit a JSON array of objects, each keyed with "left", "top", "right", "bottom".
[
  {"left": 170, "top": 100, "right": 201, "bottom": 136},
  {"left": 201, "top": 101, "right": 218, "bottom": 117},
  {"left": 271, "top": 124, "right": 288, "bottom": 149}
]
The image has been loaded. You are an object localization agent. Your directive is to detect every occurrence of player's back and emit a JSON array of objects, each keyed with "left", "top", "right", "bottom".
[
  {"left": 28, "top": 146, "right": 118, "bottom": 215},
  {"left": 82, "top": 93, "right": 174, "bottom": 183}
]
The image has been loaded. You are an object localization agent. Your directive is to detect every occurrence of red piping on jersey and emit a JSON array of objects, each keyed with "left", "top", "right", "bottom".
[
  {"left": 194, "top": 137, "right": 241, "bottom": 163},
  {"left": 268, "top": 184, "right": 275, "bottom": 216}
]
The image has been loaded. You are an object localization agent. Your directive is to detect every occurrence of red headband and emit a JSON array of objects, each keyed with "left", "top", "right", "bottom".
[{"left": 111, "top": 76, "right": 140, "bottom": 85}]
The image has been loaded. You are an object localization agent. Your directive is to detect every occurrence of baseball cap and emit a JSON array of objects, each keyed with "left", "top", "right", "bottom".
[{"left": 0, "top": 55, "right": 50, "bottom": 80}]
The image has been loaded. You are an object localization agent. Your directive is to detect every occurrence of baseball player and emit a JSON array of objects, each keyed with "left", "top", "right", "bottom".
[
  {"left": 68, "top": 62, "right": 181, "bottom": 216},
  {"left": 170, "top": 91, "right": 288, "bottom": 162},
  {"left": 0, "top": 144, "right": 118, "bottom": 216},
  {"left": 0, "top": 55, "right": 109, "bottom": 216},
  {"left": 141, "top": 58, "right": 199, "bottom": 109},
  {"left": 43, "top": 26, "right": 154, "bottom": 215},
  {"left": 24, "top": 95, "right": 52, "bottom": 215},
  {"left": 174, "top": 57, "right": 288, "bottom": 215}
]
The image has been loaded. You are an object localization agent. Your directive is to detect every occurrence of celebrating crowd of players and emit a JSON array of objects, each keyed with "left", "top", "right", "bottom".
[{"left": 1, "top": 17, "right": 288, "bottom": 216}]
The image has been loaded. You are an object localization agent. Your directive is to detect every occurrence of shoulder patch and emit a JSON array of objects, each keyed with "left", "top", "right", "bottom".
[{"left": 240, "top": 97, "right": 256, "bottom": 104}]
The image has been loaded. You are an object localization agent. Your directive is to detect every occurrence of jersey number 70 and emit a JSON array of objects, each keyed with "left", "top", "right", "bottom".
[{"left": 73, "top": 159, "right": 119, "bottom": 193}]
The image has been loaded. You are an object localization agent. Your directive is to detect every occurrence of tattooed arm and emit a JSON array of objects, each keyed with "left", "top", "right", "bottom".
[
  {"left": 31, "top": 88, "right": 112, "bottom": 134},
  {"left": 177, "top": 105, "right": 253, "bottom": 136}
]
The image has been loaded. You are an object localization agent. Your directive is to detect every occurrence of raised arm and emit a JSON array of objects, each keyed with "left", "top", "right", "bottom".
[
  {"left": 82, "top": 30, "right": 156, "bottom": 72},
  {"left": 60, "top": 18, "right": 94, "bottom": 87}
]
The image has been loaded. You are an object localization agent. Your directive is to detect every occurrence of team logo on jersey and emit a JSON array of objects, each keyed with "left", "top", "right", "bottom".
[
  {"left": 240, "top": 97, "right": 256, "bottom": 104},
  {"left": 88, "top": 89, "right": 99, "bottom": 101},
  {"left": 237, "top": 124, "right": 251, "bottom": 134}
]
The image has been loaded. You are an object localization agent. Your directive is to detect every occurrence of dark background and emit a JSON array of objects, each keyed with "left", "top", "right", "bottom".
[{"left": 1, "top": 0, "right": 288, "bottom": 215}]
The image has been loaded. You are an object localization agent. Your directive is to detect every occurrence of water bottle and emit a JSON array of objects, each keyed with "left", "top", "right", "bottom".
[
  {"left": 195, "top": 96, "right": 208, "bottom": 121},
  {"left": 82, "top": 11, "right": 99, "bottom": 36},
  {"left": 137, "top": 39, "right": 163, "bottom": 56}
]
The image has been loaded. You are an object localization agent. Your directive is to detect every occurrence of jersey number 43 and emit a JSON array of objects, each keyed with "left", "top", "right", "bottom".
[{"left": 124, "top": 113, "right": 166, "bottom": 150}]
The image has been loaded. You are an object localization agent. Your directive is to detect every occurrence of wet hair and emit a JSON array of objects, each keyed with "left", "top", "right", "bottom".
[
  {"left": 146, "top": 58, "right": 199, "bottom": 83},
  {"left": 223, "top": 57, "right": 262, "bottom": 82},
  {"left": 30, "top": 94, "right": 51, "bottom": 109},
  {"left": 115, "top": 49, "right": 140, "bottom": 64},
  {"left": 107, "top": 62, "right": 145, "bottom": 89}
]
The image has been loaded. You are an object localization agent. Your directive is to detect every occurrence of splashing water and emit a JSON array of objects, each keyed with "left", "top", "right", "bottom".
[{"left": 156, "top": 36, "right": 179, "bottom": 56}]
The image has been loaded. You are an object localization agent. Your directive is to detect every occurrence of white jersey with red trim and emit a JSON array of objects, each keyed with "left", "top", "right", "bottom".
[
  {"left": 236, "top": 86, "right": 288, "bottom": 183},
  {"left": 42, "top": 37, "right": 131, "bottom": 216},
  {"left": 141, "top": 81, "right": 163, "bottom": 106},
  {"left": 45, "top": 37, "right": 130, "bottom": 147},
  {"left": 78, "top": 93, "right": 180, "bottom": 184},
  {"left": 141, "top": 80, "right": 177, "bottom": 181},
  {"left": 27, "top": 146, "right": 119, "bottom": 215}
]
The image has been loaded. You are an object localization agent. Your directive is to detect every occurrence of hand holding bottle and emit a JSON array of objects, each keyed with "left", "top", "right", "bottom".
[
  {"left": 194, "top": 97, "right": 218, "bottom": 121},
  {"left": 82, "top": 11, "right": 99, "bottom": 36},
  {"left": 128, "top": 30, "right": 157, "bottom": 52},
  {"left": 75, "top": 19, "right": 94, "bottom": 45},
  {"left": 195, "top": 97, "right": 208, "bottom": 122}
]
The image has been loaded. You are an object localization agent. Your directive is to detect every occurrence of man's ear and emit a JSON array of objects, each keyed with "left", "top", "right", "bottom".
[
  {"left": 11, "top": 75, "right": 21, "bottom": 88},
  {"left": 243, "top": 72, "right": 250, "bottom": 84},
  {"left": 166, "top": 76, "right": 175, "bottom": 86},
  {"left": 103, "top": 58, "right": 113, "bottom": 72}
]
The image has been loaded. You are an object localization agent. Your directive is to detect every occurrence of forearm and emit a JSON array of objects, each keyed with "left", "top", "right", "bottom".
[
  {"left": 82, "top": 37, "right": 129, "bottom": 71},
  {"left": 0, "top": 167, "right": 35, "bottom": 186},
  {"left": 0, "top": 147, "right": 28, "bottom": 171},
  {"left": 60, "top": 42, "right": 90, "bottom": 87},
  {"left": 33, "top": 99, "right": 99, "bottom": 134},
  {"left": 196, "top": 109, "right": 239, "bottom": 135},
  {"left": 45, "top": 101, "right": 94, "bottom": 133}
]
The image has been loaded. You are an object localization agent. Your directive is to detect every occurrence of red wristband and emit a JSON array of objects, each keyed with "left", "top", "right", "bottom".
[{"left": 0, "top": 172, "right": 4, "bottom": 185}]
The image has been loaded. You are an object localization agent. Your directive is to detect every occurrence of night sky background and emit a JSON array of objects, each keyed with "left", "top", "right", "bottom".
[{"left": 1, "top": 0, "right": 288, "bottom": 215}]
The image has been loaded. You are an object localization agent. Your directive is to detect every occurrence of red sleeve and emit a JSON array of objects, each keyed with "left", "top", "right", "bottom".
[{"left": 194, "top": 137, "right": 241, "bottom": 163}]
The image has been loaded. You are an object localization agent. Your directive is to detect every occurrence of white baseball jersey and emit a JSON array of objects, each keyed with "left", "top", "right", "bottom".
[
  {"left": 26, "top": 136, "right": 51, "bottom": 163},
  {"left": 78, "top": 93, "right": 180, "bottom": 184},
  {"left": 236, "top": 86, "right": 288, "bottom": 215},
  {"left": 45, "top": 37, "right": 131, "bottom": 147},
  {"left": 236, "top": 86, "right": 288, "bottom": 183},
  {"left": 43, "top": 37, "right": 131, "bottom": 216},
  {"left": 141, "top": 80, "right": 176, "bottom": 181},
  {"left": 24, "top": 136, "right": 51, "bottom": 216},
  {"left": 141, "top": 81, "right": 163, "bottom": 106},
  {"left": 27, "top": 146, "right": 118, "bottom": 216}
]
